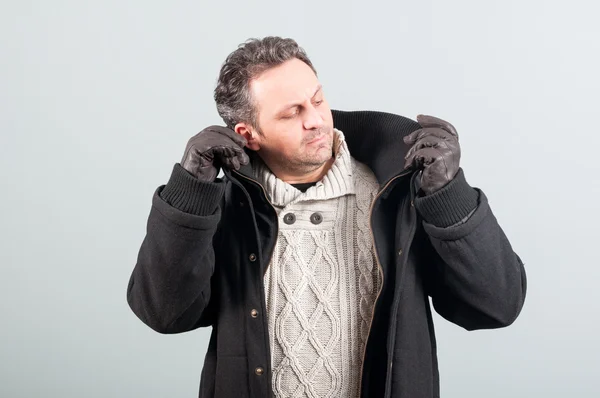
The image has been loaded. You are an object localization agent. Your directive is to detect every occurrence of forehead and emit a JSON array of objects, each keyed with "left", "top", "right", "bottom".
[{"left": 250, "top": 59, "right": 320, "bottom": 112}]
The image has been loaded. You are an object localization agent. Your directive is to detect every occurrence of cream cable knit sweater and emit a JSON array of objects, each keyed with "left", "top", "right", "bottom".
[{"left": 253, "top": 129, "right": 381, "bottom": 398}]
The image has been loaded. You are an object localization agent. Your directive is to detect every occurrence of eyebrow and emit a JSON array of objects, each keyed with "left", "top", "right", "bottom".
[{"left": 276, "top": 84, "right": 323, "bottom": 115}]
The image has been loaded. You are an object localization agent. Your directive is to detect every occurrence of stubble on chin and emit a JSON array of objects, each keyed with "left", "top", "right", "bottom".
[{"left": 266, "top": 127, "right": 335, "bottom": 175}]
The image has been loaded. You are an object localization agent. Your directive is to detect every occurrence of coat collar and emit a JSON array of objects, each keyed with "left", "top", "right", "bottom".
[{"left": 227, "top": 109, "right": 422, "bottom": 188}]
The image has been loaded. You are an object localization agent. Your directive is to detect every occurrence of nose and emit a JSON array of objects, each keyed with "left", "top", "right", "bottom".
[{"left": 302, "top": 103, "right": 325, "bottom": 131}]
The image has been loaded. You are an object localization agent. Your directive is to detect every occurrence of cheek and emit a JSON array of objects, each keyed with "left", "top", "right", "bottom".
[
  {"left": 285, "top": 129, "right": 307, "bottom": 154},
  {"left": 288, "top": 130, "right": 306, "bottom": 152},
  {"left": 265, "top": 130, "right": 301, "bottom": 155}
]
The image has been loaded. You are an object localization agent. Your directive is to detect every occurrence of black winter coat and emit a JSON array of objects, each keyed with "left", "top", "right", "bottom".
[{"left": 127, "top": 110, "right": 527, "bottom": 398}]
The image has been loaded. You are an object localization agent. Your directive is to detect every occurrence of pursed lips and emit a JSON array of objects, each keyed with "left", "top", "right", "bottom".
[{"left": 307, "top": 133, "right": 327, "bottom": 144}]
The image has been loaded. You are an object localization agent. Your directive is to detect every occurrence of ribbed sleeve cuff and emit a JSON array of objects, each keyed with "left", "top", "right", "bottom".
[
  {"left": 159, "top": 163, "right": 226, "bottom": 216},
  {"left": 414, "top": 168, "right": 479, "bottom": 228}
]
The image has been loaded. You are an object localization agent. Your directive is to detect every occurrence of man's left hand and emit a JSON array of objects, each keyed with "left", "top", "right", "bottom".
[{"left": 403, "top": 115, "right": 461, "bottom": 195}]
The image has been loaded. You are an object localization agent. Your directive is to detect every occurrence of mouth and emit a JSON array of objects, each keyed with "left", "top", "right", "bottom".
[{"left": 307, "top": 134, "right": 326, "bottom": 144}]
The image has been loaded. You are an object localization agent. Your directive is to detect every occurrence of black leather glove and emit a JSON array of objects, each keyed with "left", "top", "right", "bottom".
[
  {"left": 403, "top": 115, "right": 461, "bottom": 195},
  {"left": 181, "top": 126, "right": 249, "bottom": 182}
]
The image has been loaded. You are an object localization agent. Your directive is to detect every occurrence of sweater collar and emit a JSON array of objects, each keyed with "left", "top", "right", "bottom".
[{"left": 251, "top": 128, "right": 355, "bottom": 207}]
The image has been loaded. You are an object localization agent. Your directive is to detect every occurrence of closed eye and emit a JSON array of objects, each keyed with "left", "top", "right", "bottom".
[{"left": 281, "top": 110, "right": 298, "bottom": 119}]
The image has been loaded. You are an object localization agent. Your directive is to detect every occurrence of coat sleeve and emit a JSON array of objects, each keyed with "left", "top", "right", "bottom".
[
  {"left": 414, "top": 169, "right": 527, "bottom": 330},
  {"left": 126, "top": 164, "right": 226, "bottom": 334}
]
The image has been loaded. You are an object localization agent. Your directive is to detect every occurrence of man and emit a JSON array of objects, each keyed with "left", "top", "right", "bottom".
[{"left": 127, "top": 36, "right": 527, "bottom": 398}]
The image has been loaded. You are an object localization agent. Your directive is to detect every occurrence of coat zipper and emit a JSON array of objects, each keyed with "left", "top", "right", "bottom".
[
  {"left": 382, "top": 182, "right": 419, "bottom": 398},
  {"left": 357, "top": 170, "right": 412, "bottom": 398}
]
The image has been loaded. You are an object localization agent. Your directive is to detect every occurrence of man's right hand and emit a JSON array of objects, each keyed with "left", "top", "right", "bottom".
[{"left": 180, "top": 126, "right": 250, "bottom": 181}]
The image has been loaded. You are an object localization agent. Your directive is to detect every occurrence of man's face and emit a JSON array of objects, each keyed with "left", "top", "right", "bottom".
[{"left": 240, "top": 58, "right": 334, "bottom": 175}]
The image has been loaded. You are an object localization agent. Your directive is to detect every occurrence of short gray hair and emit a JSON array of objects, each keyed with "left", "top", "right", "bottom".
[{"left": 214, "top": 36, "right": 317, "bottom": 130}]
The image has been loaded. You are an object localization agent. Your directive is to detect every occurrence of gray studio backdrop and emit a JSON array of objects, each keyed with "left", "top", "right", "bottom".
[{"left": 1, "top": 0, "right": 598, "bottom": 397}]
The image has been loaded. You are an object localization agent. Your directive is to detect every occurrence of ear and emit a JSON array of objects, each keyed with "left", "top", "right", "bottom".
[{"left": 235, "top": 122, "right": 261, "bottom": 151}]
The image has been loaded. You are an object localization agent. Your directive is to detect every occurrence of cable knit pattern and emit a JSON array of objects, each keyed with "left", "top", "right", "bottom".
[
  {"left": 354, "top": 167, "right": 378, "bottom": 358},
  {"left": 255, "top": 129, "right": 381, "bottom": 398}
]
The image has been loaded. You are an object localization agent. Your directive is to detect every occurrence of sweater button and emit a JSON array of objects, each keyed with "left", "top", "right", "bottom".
[
  {"left": 310, "top": 212, "right": 323, "bottom": 224},
  {"left": 249, "top": 253, "right": 257, "bottom": 262},
  {"left": 255, "top": 367, "right": 264, "bottom": 376},
  {"left": 283, "top": 213, "right": 296, "bottom": 225},
  {"left": 398, "top": 249, "right": 403, "bottom": 256},
  {"left": 250, "top": 309, "right": 259, "bottom": 318}
]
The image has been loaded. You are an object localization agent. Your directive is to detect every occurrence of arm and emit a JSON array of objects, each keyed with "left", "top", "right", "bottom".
[
  {"left": 415, "top": 169, "right": 527, "bottom": 330},
  {"left": 126, "top": 163, "right": 226, "bottom": 333}
]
